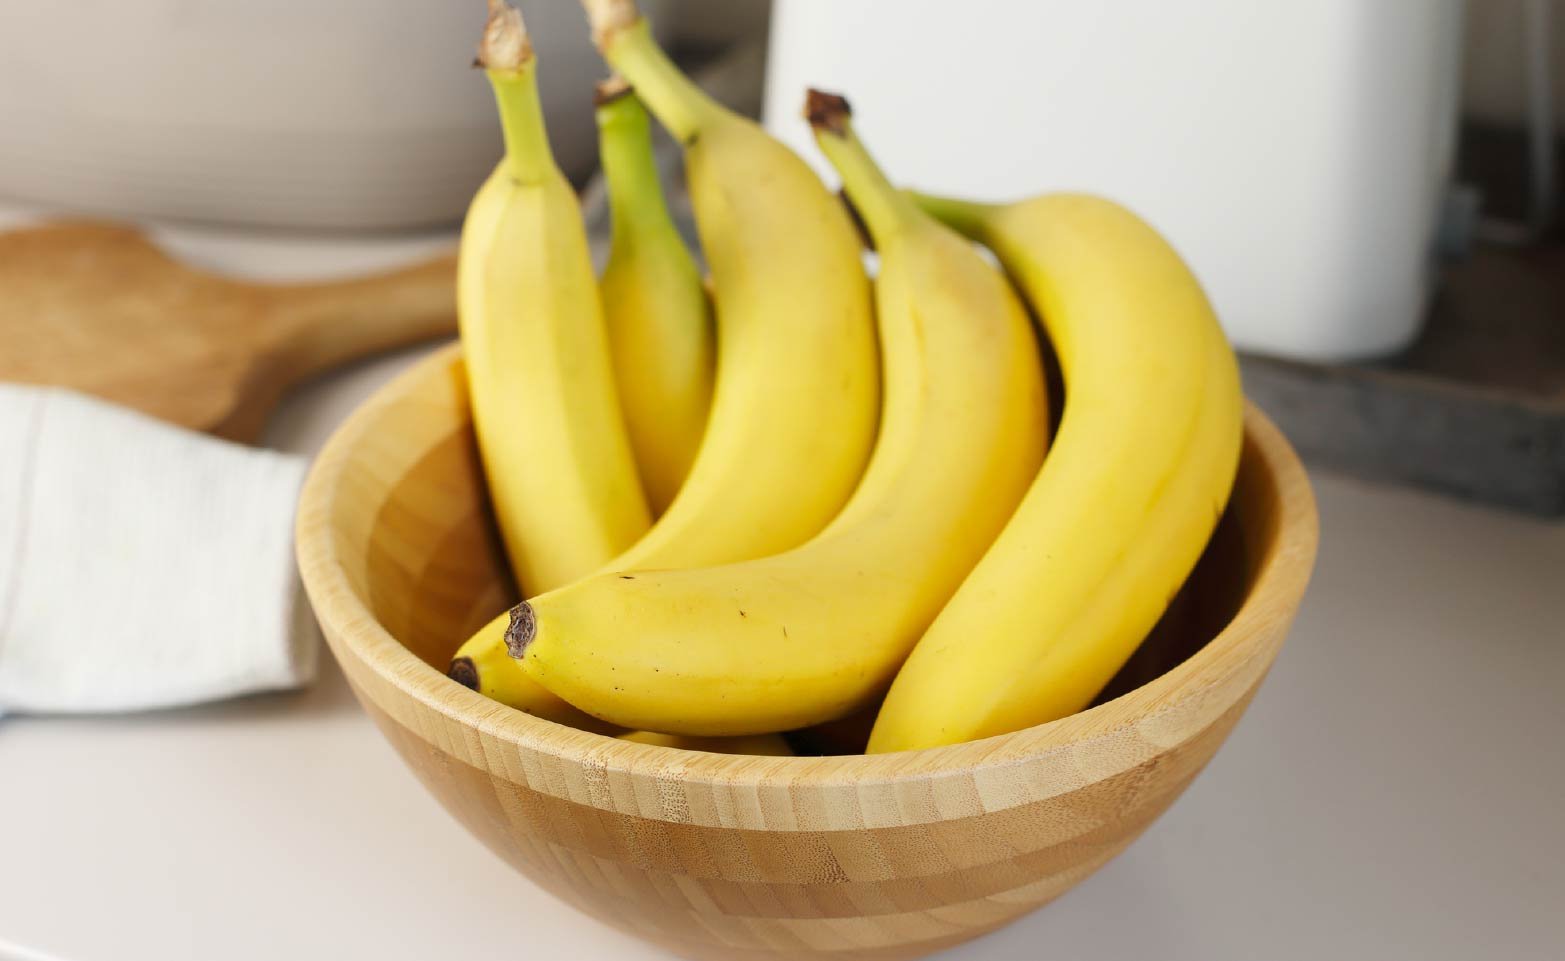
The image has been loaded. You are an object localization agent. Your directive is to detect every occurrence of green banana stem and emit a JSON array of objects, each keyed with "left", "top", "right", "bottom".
[
  {"left": 488, "top": 65, "right": 555, "bottom": 185},
  {"left": 479, "top": 2, "right": 554, "bottom": 185},
  {"left": 907, "top": 193, "right": 1001, "bottom": 241},
  {"left": 596, "top": 86, "right": 678, "bottom": 243},
  {"left": 805, "top": 90, "right": 920, "bottom": 242},
  {"left": 597, "top": 18, "right": 723, "bottom": 143}
]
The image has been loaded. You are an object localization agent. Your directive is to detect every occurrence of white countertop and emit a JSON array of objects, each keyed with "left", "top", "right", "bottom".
[{"left": 2, "top": 224, "right": 1563, "bottom": 961}]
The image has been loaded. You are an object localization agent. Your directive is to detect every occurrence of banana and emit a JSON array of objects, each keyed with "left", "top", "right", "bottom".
[
  {"left": 503, "top": 92, "right": 1048, "bottom": 736},
  {"left": 448, "top": 3, "right": 648, "bottom": 728},
  {"left": 447, "top": 3, "right": 882, "bottom": 710},
  {"left": 617, "top": 730, "right": 795, "bottom": 756},
  {"left": 447, "top": 630, "right": 618, "bottom": 733},
  {"left": 450, "top": 1, "right": 883, "bottom": 710},
  {"left": 866, "top": 192, "right": 1245, "bottom": 754},
  {"left": 595, "top": 76, "right": 714, "bottom": 515},
  {"left": 581, "top": 0, "right": 880, "bottom": 571}
]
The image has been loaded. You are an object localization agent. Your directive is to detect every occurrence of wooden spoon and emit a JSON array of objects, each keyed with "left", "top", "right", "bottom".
[{"left": 0, "top": 220, "right": 458, "bottom": 441}]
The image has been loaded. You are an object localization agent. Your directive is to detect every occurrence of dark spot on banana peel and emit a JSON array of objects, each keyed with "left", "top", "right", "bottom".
[
  {"left": 448, "top": 657, "right": 480, "bottom": 690},
  {"left": 838, "top": 188, "right": 875, "bottom": 251},
  {"left": 504, "top": 601, "right": 537, "bottom": 658},
  {"left": 619, "top": 575, "right": 634, "bottom": 579},
  {"left": 804, "top": 88, "right": 852, "bottom": 135},
  {"left": 739, "top": 610, "right": 747, "bottom": 618}
]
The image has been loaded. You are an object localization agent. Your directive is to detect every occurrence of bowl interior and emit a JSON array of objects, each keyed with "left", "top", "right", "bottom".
[{"left": 322, "top": 344, "right": 1284, "bottom": 752}]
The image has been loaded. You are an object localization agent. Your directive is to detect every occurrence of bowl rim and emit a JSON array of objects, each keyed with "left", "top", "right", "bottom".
[{"left": 297, "top": 343, "right": 1319, "bottom": 785}]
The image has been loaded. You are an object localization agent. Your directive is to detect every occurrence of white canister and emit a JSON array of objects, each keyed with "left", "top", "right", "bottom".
[{"left": 764, "top": 0, "right": 1466, "bottom": 361}]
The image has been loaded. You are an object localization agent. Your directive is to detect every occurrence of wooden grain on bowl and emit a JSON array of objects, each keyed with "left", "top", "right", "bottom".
[{"left": 296, "top": 343, "right": 1318, "bottom": 961}]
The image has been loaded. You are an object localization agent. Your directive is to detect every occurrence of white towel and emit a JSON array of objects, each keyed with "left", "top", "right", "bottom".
[{"left": 0, "top": 384, "right": 316, "bottom": 715}]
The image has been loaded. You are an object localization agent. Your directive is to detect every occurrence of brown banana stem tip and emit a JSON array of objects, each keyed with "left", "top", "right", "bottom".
[
  {"left": 594, "top": 73, "right": 634, "bottom": 108},
  {"left": 448, "top": 657, "right": 480, "bottom": 690},
  {"left": 804, "top": 88, "right": 852, "bottom": 136},
  {"left": 582, "top": 0, "right": 641, "bottom": 51},
  {"left": 478, "top": 0, "right": 533, "bottom": 71},
  {"left": 504, "top": 601, "right": 537, "bottom": 658}
]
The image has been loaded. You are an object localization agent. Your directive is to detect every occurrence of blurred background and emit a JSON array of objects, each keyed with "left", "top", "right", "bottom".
[
  {"left": 0, "top": 0, "right": 764, "bottom": 226},
  {"left": 0, "top": 0, "right": 1559, "bottom": 511}
]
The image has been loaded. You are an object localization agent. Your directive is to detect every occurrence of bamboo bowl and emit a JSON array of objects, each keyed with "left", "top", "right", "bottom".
[{"left": 296, "top": 343, "right": 1318, "bottom": 961}]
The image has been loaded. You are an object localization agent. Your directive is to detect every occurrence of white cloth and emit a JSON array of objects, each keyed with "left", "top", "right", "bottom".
[{"left": 0, "top": 384, "right": 315, "bottom": 715}]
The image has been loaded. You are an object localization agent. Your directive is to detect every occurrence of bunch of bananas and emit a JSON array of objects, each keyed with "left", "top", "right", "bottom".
[{"left": 448, "top": 0, "right": 1243, "bottom": 756}]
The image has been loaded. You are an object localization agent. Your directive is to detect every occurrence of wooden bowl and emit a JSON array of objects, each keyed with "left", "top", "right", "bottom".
[{"left": 296, "top": 343, "right": 1318, "bottom": 961}]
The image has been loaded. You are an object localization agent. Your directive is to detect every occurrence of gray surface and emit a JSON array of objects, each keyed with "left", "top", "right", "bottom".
[
  {"left": 1239, "top": 244, "right": 1565, "bottom": 517},
  {"left": 1242, "top": 353, "right": 1565, "bottom": 516},
  {"left": 2, "top": 342, "right": 1562, "bottom": 961}
]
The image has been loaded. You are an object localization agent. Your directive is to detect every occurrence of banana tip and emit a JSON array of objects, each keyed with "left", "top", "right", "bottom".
[
  {"left": 584, "top": 0, "right": 642, "bottom": 52},
  {"left": 594, "top": 74, "right": 634, "bottom": 108},
  {"left": 448, "top": 657, "right": 480, "bottom": 691},
  {"left": 478, "top": 0, "right": 533, "bottom": 71},
  {"left": 504, "top": 601, "right": 537, "bottom": 658},
  {"left": 804, "top": 88, "right": 852, "bottom": 136}
]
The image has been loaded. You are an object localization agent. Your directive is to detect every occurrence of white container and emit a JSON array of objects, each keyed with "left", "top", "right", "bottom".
[
  {"left": 764, "top": 0, "right": 1466, "bottom": 361},
  {"left": 0, "top": 1, "right": 666, "bottom": 230}
]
